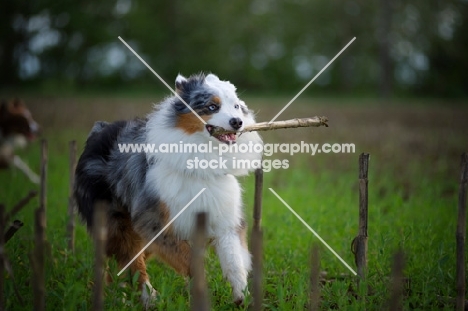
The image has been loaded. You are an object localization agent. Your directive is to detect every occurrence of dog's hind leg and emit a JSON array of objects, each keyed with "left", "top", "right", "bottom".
[
  {"left": 149, "top": 233, "right": 192, "bottom": 277},
  {"left": 105, "top": 209, "right": 157, "bottom": 308},
  {"left": 133, "top": 201, "right": 192, "bottom": 277}
]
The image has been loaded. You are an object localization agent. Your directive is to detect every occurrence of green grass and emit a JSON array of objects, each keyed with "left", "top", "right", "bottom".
[{"left": 1, "top": 98, "right": 467, "bottom": 310}]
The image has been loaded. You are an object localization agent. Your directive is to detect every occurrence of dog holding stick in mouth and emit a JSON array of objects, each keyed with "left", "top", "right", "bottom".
[{"left": 74, "top": 73, "right": 263, "bottom": 307}]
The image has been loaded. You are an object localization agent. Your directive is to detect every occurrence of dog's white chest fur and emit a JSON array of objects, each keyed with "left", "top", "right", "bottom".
[{"left": 148, "top": 163, "right": 243, "bottom": 240}]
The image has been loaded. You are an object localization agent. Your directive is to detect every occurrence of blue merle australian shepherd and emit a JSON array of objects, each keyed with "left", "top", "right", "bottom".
[{"left": 74, "top": 73, "right": 263, "bottom": 307}]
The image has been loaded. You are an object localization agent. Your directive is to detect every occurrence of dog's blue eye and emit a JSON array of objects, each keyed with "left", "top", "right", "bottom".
[
  {"left": 208, "top": 104, "right": 217, "bottom": 111},
  {"left": 234, "top": 104, "right": 239, "bottom": 109}
]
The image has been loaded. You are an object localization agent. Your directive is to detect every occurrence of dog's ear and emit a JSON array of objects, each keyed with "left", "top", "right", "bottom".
[
  {"left": 205, "top": 74, "right": 220, "bottom": 84},
  {"left": 205, "top": 74, "right": 237, "bottom": 93},
  {"left": 175, "top": 74, "right": 187, "bottom": 93}
]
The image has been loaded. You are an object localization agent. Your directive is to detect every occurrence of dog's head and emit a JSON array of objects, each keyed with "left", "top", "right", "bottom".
[
  {"left": 172, "top": 73, "right": 255, "bottom": 144},
  {"left": 0, "top": 98, "right": 40, "bottom": 141}
]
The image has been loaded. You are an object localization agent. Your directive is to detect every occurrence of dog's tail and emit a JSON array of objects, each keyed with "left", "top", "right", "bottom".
[{"left": 74, "top": 121, "right": 126, "bottom": 228}]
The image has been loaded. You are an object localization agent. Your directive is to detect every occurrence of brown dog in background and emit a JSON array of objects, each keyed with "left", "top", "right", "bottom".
[{"left": 0, "top": 98, "right": 40, "bottom": 184}]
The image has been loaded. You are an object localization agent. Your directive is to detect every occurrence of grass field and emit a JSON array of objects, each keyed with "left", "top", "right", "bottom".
[{"left": 1, "top": 96, "right": 467, "bottom": 310}]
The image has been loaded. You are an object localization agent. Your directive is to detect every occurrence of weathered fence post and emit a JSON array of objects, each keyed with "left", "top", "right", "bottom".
[
  {"left": 253, "top": 168, "right": 264, "bottom": 230},
  {"left": 387, "top": 250, "right": 405, "bottom": 311},
  {"left": 32, "top": 140, "right": 48, "bottom": 311},
  {"left": 308, "top": 244, "right": 321, "bottom": 311},
  {"left": 0, "top": 204, "right": 5, "bottom": 311},
  {"left": 92, "top": 202, "right": 107, "bottom": 311},
  {"left": 4, "top": 220, "right": 24, "bottom": 244},
  {"left": 67, "top": 140, "right": 77, "bottom": 252},
  {"left": 456, "top": 153, "right": 468, "bottom": 311},
  {"left": 354, "top": 153, "right": 369, "bottom": 283},
  {"left": 40, "top": 140, "right": 48, "bottom": 224},
  {"left": 32, "top": 208, "right": 46, "bottom": 311},
  {"left": 4, "top": 190, "right": 37, "bottom": 244},
  {"left": 252, "top": 226, "right": 263, "bottom": 311},
  {"left": 191, "top": 212, "right": 210, "bottom": 311},
  {"left": 252, "top": 168, "right": 264, "bottom": 311},
  {"left": 4, "top": 190, "right": 37, "bottom": 224}
]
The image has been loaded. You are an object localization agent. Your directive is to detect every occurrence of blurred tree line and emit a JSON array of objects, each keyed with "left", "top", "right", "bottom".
[{"left": 1, "top": 0, "right": 467, "bottom": 96}]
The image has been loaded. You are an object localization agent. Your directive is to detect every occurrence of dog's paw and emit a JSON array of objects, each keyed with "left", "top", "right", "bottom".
[
  {"left": 233, "top": 287, "right": 250, "bottom": 307},
  {"left": 234, "top": 298, "right": 244, "bottom": 306},
  {"left": 233, "top": 292, "right": 246, "bottom": 307},
  {"left": 140, "top": 281, "right": 158, "bottom": 310}
]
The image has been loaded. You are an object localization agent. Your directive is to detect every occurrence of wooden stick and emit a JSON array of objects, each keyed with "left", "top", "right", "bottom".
[
  {"left": 32, "top": 208, "right": 46, "bottom": 311},
  {"left": 308, "top": 244, "right": 321, "bottom": 311},
  {"left": 4, "top": 220, "right": 24, "bottom": 243},
  {"left": 387, "top": 250, "right": 405, "bottom": 311},
  {"left": 67, "top": 141, "right": 77, "bottom": 252},
  {"left": 190, "top": 212, "right": 210, "bottom": 311},
  {"left": 210, "top": 116, "right": 329, "bottom": 136},
  {"left": 40, "top": 140, "right": 48, "bottom": 224},
  {"left": 92, "top": 202, "right": 107, "bottom": 311},
  {"left": 354, "top": 153, "right": 369, "bottom": 282},
  {"left": 4, "top": 190, "right": 37, "bottom": 224},
  {"left": 0, "top": 204, "right": 5, "bottom": 311},
  {"left": 252, "top": 226, "right": 263, "bottom": 311},
  {"left": 456, "top": 153, "right": 468, "bottom": 311},
  {"left": 253, "top": 168, "right": 264, "bottom": 230}
]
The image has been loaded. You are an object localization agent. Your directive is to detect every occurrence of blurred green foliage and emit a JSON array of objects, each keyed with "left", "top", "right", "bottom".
[{"left": 1, "top": 0, "right": 467, "bottom": 96}]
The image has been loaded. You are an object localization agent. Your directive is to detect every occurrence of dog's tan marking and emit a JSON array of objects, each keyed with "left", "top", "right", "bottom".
[
  {"left": 176, "top": 113, "right": 211, "bottom": 134},
  {"left": 151, "top": 238, "right": 192, "bottom": 276},
  {"left": 211, "top": 96, "right": 221, "bottom": 105},
  {"left": 105, "top": 209, "right": 149, "bottom": 290}
]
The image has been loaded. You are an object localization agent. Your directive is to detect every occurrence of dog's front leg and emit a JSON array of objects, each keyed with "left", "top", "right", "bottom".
[
  {"left": 13, "top": 155, "right": 40, "bottom": 184},
  {"left": 213, "top": 231, "right": 251, "bottom": 305}
]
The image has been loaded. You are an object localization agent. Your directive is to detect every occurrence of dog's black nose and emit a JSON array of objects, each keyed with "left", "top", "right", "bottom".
[{"left": 229, "top": 117, "right": 243, "bottom": 130}]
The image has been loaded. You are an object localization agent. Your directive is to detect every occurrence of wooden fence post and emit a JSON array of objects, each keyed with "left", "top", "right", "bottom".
[
  {"left": 308, "top": 244, "right": 321, "bottom": 311},
  {"left": 0, "top": 204, "right": 5, "bottom": 311},
  {"left": 190, "top": 212, "right": 210, "bottom": 311},
  {"left": 40, "top": 140, "right": 48, "bottom": 223},
  {"left": 4, "top": 190, "right": 37, "bottom": 244},
  {"left": 253, "top": 168, "right": 264, "bottom": 230},
  {"left": 252, "top": 226, "right": 263, "bottom": 311},
  {"left": 4, "top": 220, "right": 24, "bottom": 244},
  {"left": 32, "top": 140, "right": 48, "bottom": 311},
  {"left": 32, "top": 208, "right": 46, "bottom": 311},
  {"left": 92, "top": 202, "right": 107, "bottom": 311},
  {"left": 67, "top": 140, "right": 77, "bottom": 252},
  {"left": 252, "top": 168, "right": 264, "bottom": 310},
  {"left": 353, "top": 153, "right": 369, "bottom": 283},
  {"left": 456, "top": 153, "right": 468, "bottom": 311},
  {"left": 4, "top": 190, "right": 37, "bottom": 224},
  {"left": 387, "top": 250, "right": 405, "bottom": 311}
]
